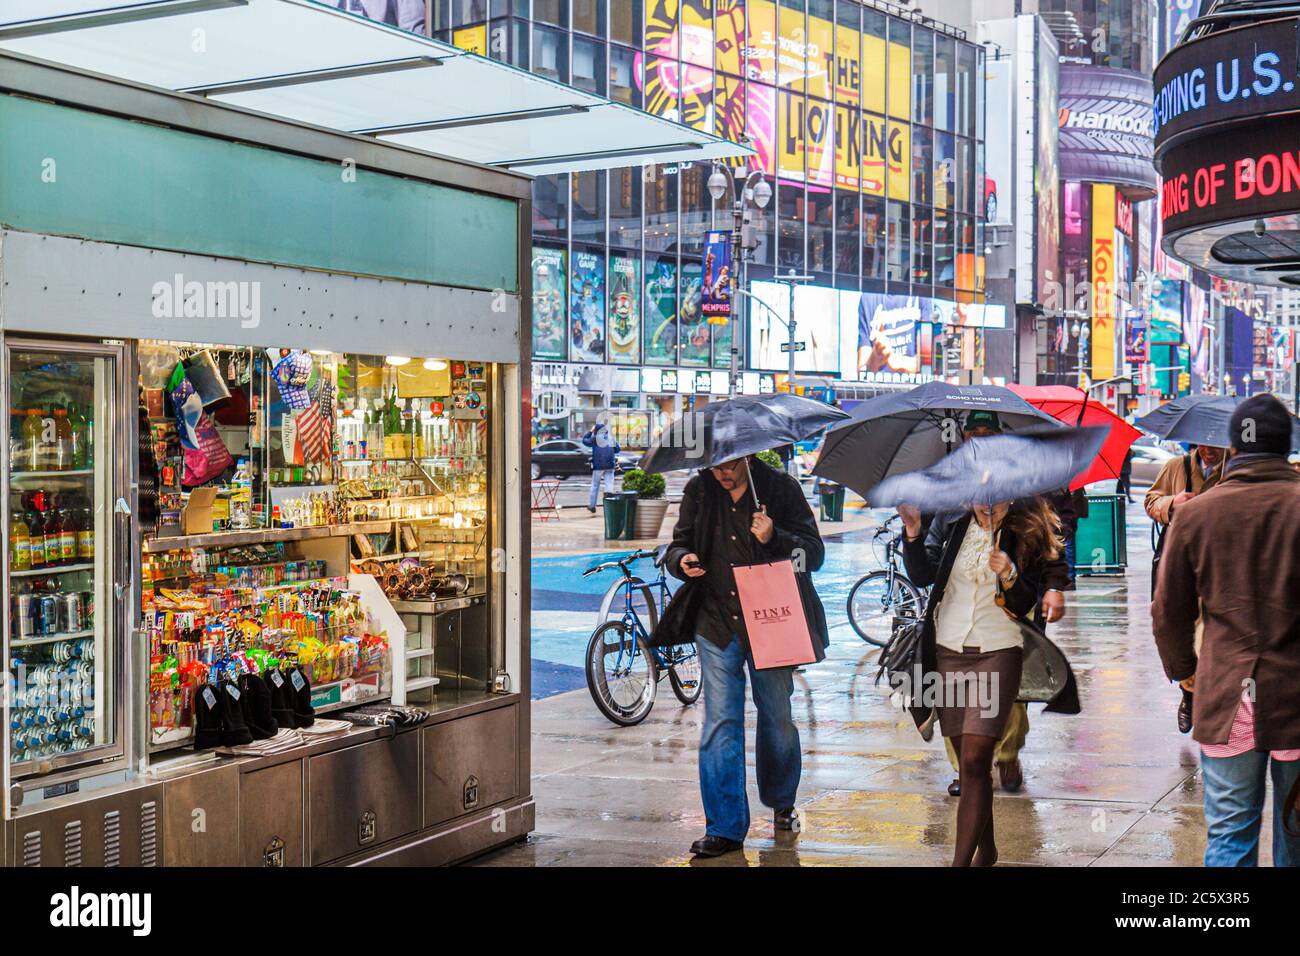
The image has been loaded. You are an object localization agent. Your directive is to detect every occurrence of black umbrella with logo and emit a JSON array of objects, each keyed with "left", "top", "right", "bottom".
[{"left": 810, "top": 381, "right": 1060, "bottom": 500}]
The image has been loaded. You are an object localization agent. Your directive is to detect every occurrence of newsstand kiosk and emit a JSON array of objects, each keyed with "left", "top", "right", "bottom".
[{"left": 0, "top": 51, "right": 533, "bottom": 866}]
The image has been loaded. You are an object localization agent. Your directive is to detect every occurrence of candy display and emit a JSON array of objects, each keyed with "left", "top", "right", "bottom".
[{"left": 145, "top": 553, "right": 391, "bottom": 748}]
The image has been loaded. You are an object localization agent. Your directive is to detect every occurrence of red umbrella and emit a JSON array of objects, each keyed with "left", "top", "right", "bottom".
[{"left": 1007, "top": 384, "right": 1142, "bottom": 490}]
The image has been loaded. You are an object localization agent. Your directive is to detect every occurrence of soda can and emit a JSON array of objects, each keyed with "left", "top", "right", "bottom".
[
  {"left": 59, "top": 593, "right": 83, "bottom": 634},
  {"left": 14, "top": 594, "right": 36, "bottom": 638},
  {"left": 37, "top": 595, "right": 59, "bottom": 636},
  {"left": 79, "top": 592, "right": 95, "bottom": 629}
]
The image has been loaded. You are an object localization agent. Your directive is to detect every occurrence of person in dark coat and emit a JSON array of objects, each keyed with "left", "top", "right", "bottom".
[
  {"left": 1117, "top": 446, "right": 1134, "bottom": 502},
  {"left": 655, "top": 455, "right": 827, "bottom": 858},
  {"left": 899, "top": 497, "right": 1074, "bottom": 866},
  {"left": 582, "top": 421, "right": 620, "bottom": 513},
  {"left": 1153, "top": 394, "right": 1300, "bottom": 867}
]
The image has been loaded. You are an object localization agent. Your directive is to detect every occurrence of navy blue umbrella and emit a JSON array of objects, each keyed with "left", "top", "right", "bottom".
[
  {"left": 869, "top": 427, "right": 1109, "bottom": 512},
  {"left": 1134, "top": 394, "right": 1300, "bottom": 449},
  {"left": 810, "top": 382, "right": 1060, "bottom": 500}
]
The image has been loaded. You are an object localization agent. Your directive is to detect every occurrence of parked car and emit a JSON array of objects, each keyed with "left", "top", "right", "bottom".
[
  {"left": 529, "top": 439, "right": 638, "bottom": 480},
  {"left": 1129, "top": 442, "right": 1179, "bottom": 486}
]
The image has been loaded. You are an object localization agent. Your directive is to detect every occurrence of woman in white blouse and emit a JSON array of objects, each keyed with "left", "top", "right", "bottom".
[{"left": 899, "top": 497, "right": 1066, "bottom": 867}]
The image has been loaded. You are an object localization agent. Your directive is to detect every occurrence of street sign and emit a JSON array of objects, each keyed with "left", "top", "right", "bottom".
[{"left": 779, "top": 342, "right": 806, "bottom": 353}]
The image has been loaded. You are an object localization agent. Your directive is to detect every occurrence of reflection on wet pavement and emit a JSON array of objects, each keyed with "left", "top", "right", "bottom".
[{"left": 481, "top": 500, "right": 1281, "bottom": 867}]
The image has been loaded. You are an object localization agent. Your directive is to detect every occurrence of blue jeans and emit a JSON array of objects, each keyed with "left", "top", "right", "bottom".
[
  {"left": 589, "top": 469, "right": 614, "bottom": 508},
  {"left": 1201, "top": 750, "right": 1300, "bottom": 867},
  {"left": 695, "top": 635, "right": 801, "bottom": 841}
]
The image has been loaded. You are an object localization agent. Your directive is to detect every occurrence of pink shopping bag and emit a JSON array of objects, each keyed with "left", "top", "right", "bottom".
[{"left": 732, "top": 560, "right": 818, "bottom": 669}]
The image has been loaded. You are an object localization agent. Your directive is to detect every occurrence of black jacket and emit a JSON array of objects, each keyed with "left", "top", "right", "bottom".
[
  {"left": 903, "top": 510, "right": 1080, "bottom": 714},
  {"left": 653, "top": 460, "right": 829, "bottom": 658}
]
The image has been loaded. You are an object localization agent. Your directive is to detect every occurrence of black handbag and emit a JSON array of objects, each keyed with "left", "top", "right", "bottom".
[{"left": 875, "top": 615, "right": 925, "bottom": 688}]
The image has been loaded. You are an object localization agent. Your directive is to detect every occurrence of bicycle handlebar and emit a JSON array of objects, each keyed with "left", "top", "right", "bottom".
[{"left": 581, "top": 549, "right": 660, "bottom": 577}]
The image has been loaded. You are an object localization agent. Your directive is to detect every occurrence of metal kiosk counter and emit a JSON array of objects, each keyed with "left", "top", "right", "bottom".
[{"left": 0, "top": 52, "right": 533, "bottom": 867}]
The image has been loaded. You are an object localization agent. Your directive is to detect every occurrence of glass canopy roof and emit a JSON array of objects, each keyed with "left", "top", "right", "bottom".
[{"left": 0, "top": 0, "right": 753, "bottom": 176}]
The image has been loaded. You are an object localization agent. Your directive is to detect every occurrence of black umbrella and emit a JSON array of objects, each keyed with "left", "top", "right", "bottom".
[
  {"left": 870, "top": 427, "right": 1109, "bottom": 512},
  {"left": 1133, "top": 394, "right": 1300, "bottom": 449},
  {"left": 810, "top": 382, "right": 1060, "bottom": 500},
  {"left": 638, "top": 393, "right": 849, "bottom": 474}
]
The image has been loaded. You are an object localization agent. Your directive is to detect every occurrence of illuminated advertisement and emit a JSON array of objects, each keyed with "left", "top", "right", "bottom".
[
  {"left": 1091, "top": 183, "right": 1117, "bottom": 380},
  {"left": 856, "top": 293, "right": 924, "bottom": 375},
  {"left": 678, "top": 260, "right": 710, "bottom": 366},
  {"left": 1125, "top": 314, "right": 1148, "bottom": 365},
  {"left": 609, "top": 255, "right": 642, "bottom": 364},
  {"left": 1058, "top": 65, "right": 1156, "bottom": 195},
  {"left": 701, "top": 231, "right": 733, "bottom": 322},
  {"left": 861, "top": 115, "right": 908, "bottom": 199},
  {"left": 645, "top": 256, "right": 678, "bottom": 365},
  {"left": 570, "top": 250, "right": 606, "bottom": 363},
  {"left": 749, "top": 281, "right": 840, "bottom": 373},
  {"left": 1037, "top": 35, "right": 1062, "bottom": 300},
  {"left": 983, "top": 58, "right": 1010, "bottom": 225},
  {"left": 531, "top": 246, "right": 566, "bottom": 361},
  {"left": 643, "top": 0, "right": 714, "bottom": 129}
]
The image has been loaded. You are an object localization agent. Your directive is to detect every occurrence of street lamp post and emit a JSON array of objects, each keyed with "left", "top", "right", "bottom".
[{"left": 708, "top": 162, "right": 771, "bottom": 397}]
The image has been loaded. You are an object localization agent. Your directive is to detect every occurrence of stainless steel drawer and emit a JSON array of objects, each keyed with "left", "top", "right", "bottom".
[
  {"left": 424, "top": 704, "right": 518, "bottom": 828},
  {"left": 240, "top": 760, "right": 305, "bottom": 868},
  {"left": 307, "top": 732, "right": 420, "bottom": 866}
]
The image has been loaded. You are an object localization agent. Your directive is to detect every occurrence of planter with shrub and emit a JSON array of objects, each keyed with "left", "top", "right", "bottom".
[{"left": 622, "top": 468, "right": 670, "bottom": 538}]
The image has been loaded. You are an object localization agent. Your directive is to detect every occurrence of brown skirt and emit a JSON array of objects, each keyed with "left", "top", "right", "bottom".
[{"left": 934, "top": 645, "right": 1023, "bottom": 739}]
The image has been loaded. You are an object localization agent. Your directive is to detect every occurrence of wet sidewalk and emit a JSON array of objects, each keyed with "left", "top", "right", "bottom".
[{"left": 482, "top": 499, "right": 1284, "bottom": 867}]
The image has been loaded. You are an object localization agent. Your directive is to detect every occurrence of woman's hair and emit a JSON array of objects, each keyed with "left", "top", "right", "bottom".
[{"left": 1003, "top": 496, "right": 1064, "bottom": 565}]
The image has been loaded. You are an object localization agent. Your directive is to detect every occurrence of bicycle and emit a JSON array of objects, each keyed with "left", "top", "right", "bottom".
[
  {"left": 847, "top": 513, "right": 926, "bottom": 646},
  {"left": 581, "top": 546, "right": 702, "bottom": 726}
]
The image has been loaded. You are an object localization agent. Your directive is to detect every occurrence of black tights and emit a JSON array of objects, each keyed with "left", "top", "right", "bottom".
[{"left": 950, "top": 733, "right": 998, "bottom": 867}]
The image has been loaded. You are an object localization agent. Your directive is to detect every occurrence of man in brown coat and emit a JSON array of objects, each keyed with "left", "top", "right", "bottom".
[
  {"left": 1146, "top": 442, "right": 1225, "bottom": 733},
  {"left": 1153, "top": 394, "right": 1300, "bottom": 867}
]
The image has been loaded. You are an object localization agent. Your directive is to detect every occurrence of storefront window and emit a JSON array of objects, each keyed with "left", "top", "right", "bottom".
[
  {"left": 609, "top": 253, "right": 643, "bottom": 364},
  {"left": 532, "top": 24, "right": 568, "bottom": 82},
  {"left": 862, "top": 7, "right": 886, "bottom": 115},
  {"left": 885, "top": 200, "right": 910, "bottom": 284},
  {"left": 912, "top": 207, "right": 932, "bottom": 286},
  {"left": 644, "top": 164, "right": 678, "bottom": 254},
  {"left": 572, "top": 35, "right": 605, "bottom": 93},
  {"left": 887, "top": 18, "right": 910, "bottom": 120},
  {"left": 747, "top": 0, "right": 778, "bottom": 85},
  {"left": 572, "top": 0, "right": 605, "bottom": 36},
  {"left": 510, "top": 19, "right": 529, "bottom": 68},
  {"left": 610, "top": 45, "right": 640, "bottom": 106},
  {"left": 957, "top": 42, "right": 976, "bottom": 141},
  {"left": 912, "top": 125, "right": 932, "bottom": 207},
  {"left": 679, "top": 258, "right": 710, "bottom": 366},
  {"left": 609, "top": 166, "right": 643, "bottom": 251},
  {"left": 612, "top": 0, "right": 643, "bottom": 45},
  {"left": 452, "top": 0, "right": 488, "bottom": 28},
  {"left": 807, "top": 187, "right": 833, "bottom": 274},
  {"left": 715, "top": 0, "right": 745, "bottom": 76},
  {"left": 911, "top": 26, "right": 933, "bottom": 128},
  {"left": 532, "top": 173, "right": 568, "bottom": 239},
  {"left": 643, "top": 55, "right": 681, "bottom": 119},
  {"left": 534, "top": 0, "right": 567, "bottom": 28},
  {"left": 645, "top": 253, "right": 679, "bottom": 364},
  {"left": 934, "top": 207, "right": 954, "bottom": 288},
  {"left": 934, "top": 33, "right": 954, "bottom": 133},
  {"left": 862, "top": 196, "right": 885, "bottom": 282},
  {"left": 835, "top": 189, "right": 860, "bottom": 282},
  {"left": 934, "top": 131, "right": 954, "bottom": 210},
  {"left": 570, "top": 247, "right": 607, "bottom": 362},
  {"left": 956, "top": 136, "right": 972, "bottom": 215},
  {"left": 679, "top": 162, "right": 712, "bottom": 255},
  {"left": 777, "top": 179, "right": 805, "bottom": 274},
  {"left": 571, "top": 169, "right": 606, "bottom": 245}
]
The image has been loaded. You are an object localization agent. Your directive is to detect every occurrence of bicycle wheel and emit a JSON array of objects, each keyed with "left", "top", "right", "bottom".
[
  {"left": 665, "top": 643, "right": 702, "bottom": 705},
  {"left": 847, "top": 571, "right": 924, "bottom": 646},
  {"left": 585, "top": 621, "right": 659, "bottom": 726}
]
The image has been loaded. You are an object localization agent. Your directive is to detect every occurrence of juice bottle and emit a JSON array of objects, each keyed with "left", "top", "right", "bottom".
[
  {"left": 53, "top": 409, "right": 73, "bottom": 471},
  {"left": 59, "top": 507, "right": 78, "bottom": 563},
  {"left": 25, "top": 507, "right": 45, "bottom": 570},
  {"left": 10, "top": 508, "right": 31, "bottom": 571},
  {"left": 69, "top": 405, "right": 90, "bottom": 469},
  {"left": 21, "top": 409, "right": 42, "bottom": 471},
  {"left": 77, "top": 504, "right": 95, "bottom": 560},
  {"left": 42, "top": 506, "right": 63, "bottom": 567}
]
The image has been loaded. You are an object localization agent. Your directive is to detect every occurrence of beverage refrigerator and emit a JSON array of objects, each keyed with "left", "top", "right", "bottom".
[{"left": 4, "top": 339, "right": 134, "bottom": 790}]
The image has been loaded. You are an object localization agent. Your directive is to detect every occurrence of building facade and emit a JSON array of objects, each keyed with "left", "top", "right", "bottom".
[{"left": 417, "top": 1, "right": 990, "bottom": 445}]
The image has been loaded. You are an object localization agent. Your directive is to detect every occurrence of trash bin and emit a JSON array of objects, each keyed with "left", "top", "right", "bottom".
[
  {"left": 602, "top": 492, "right": 628, "bottom": 539},
  {"left": 818, "top": 483, "right": 846, "bottom": 522},
  {"left": 1073, "top": 494, "right": 1127, "bottom": 575},
  {"left": 619, "top": 492, "right": 639, "bottom": 541}
]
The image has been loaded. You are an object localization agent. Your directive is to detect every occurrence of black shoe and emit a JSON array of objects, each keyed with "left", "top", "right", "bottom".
[
  {"left": 1177, "top": 692, "right": 1194, "bottom": 735},
  {"left": 690, "top": 835, "right": 744, "bottom": 858},
  {"left": 587, "top": 506, "right": 596, "bottom": 514},
  {"left": 774, "top": 808, "right": 801, "bottom": 832},
  {"left": 947, "top": 778, "right": 961, "bottom": 797}
]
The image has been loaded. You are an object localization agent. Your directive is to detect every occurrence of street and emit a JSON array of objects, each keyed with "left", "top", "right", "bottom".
[{"left": 478, "top": 496, "right": 1286, "bottom": 867}]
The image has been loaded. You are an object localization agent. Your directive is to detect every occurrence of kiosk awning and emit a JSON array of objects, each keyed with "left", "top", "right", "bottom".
[{"left": 0, "top": 0, "right": 752, "bottom": 175}]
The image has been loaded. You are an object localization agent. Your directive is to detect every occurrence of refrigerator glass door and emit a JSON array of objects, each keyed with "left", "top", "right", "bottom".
[{"left": 6, "top": 342, "right": 125, "bottom": 786}]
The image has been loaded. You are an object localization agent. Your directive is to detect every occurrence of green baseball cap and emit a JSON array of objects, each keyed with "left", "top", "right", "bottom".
[{"left": 963, "top": 410, "right": 1003, "bottom": 433}]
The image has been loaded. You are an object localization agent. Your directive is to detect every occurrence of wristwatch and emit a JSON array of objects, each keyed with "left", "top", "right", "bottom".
[{"left": 1001, "top": 561, "right": 1019, "bottom": 587}]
